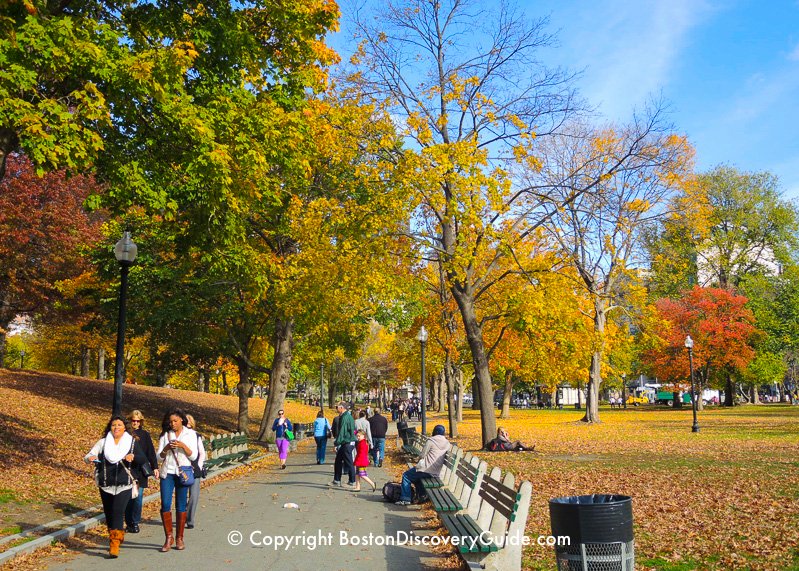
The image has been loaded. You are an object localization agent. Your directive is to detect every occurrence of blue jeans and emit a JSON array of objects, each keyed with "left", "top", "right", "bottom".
[
  {"left": 124, "top": 485, "right": 144, "bottom": 526},
  {"left": 371, "top": 438, "right": 385, "bottom": 465},
  {"left": 160, "top": 474, "right": 189, "bottom": 513},
  {"left": 315, "top": 436, "right": 328, "bottom": 463},
  {"left": 400, "top": 467, "right": 430, "bottom": 502}
]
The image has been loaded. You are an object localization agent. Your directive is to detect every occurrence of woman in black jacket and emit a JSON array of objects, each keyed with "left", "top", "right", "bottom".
[{"left": 124, "top": 410, "right": 159, "bottom": 533}]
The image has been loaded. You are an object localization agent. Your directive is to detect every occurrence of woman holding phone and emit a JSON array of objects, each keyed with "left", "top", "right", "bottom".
[{"left": 156, "top": 408, "right": 198, "bottom": 552}]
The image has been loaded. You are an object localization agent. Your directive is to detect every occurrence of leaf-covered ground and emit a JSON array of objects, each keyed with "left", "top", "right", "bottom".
[
  {"left": 0, "top": 369, "right": 321, "bottom": 542},
  {"left": 419, "top": 405, "right": 799, "bottom": 570}
]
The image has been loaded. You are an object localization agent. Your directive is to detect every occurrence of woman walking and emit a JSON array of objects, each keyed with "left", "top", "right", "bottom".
[
  {"left": 157, "top": 408, "right": 198, "bottom": 552},
  {"left": 185, "top": 414, "right": 206, "bottom": 529},
  {"left": 271, "top": 409, "right": 293, "bottom": 470},
  {"left": 312, "top": 410, "right": 332, "bottom": 465},
  {"left": 84, "top": 415, "right": 145, "bottom": 558},
  {"left": 124, "top": 410, "right": 159, "bottom": 534}
]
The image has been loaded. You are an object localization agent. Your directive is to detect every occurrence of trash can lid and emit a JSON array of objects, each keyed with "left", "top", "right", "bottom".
[{"left": 549, "top": 494, "right": 631, "bottom": 505}]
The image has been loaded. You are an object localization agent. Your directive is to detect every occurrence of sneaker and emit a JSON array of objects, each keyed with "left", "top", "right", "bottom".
[
  {"left": 328, "top": 481, "right": 341, "bottom": 487},
  {"left": 395, "top": 500, "right": 412, "bottom": 506}
]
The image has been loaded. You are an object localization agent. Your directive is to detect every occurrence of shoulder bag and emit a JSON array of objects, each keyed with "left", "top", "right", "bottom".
[{"left": 171, "top": 437, "right": 195, "bottom": 486}]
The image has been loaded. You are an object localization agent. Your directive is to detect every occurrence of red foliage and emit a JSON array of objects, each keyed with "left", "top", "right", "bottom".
[
  {"left": 645, "top": 286, "right": 758, "bottom": 384},
  {"left": 0, "top": 154, "right": 102, "bottom": 327}
]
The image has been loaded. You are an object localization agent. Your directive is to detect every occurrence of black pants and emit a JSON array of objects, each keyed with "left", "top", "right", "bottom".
[
  {"left": 333, "top": 442, "right": 355, "bottom": 484},
  {"left": 100, "top": 488, "right": 133, "bottom": 531}
]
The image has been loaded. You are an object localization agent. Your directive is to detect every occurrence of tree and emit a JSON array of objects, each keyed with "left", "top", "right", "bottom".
[
  {"left": 535, "top": 119, "right": 693, "bottom": 422},
  {"left": 349, "top": 0, "right": 585, "bottom": 444},
  {"left": 0, "top": 154, "right": 102, "bottom": 366},
  {"left": 644, "top": 287, "right": 758, "bottom": 402}
]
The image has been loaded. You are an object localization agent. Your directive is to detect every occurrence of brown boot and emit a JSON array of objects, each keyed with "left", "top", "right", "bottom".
[
  {"left": 175, "top": 512, "right": 187, "bottom": 550},
  {"left": 160, "top": 512, "right": 174, "bottom": 552},
  {"left": 108, "top": 529, "right": 122, "bottom": 558}
]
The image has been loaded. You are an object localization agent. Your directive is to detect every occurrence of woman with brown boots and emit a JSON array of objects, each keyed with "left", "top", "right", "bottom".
[
  {"left": 85, "top": 415, "right": 146, "bottom": 558},
  {"left": 156, "top": 408, "right": 199, "bottom": 552}
]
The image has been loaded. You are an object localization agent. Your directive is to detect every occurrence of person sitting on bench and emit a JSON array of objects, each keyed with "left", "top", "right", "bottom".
[{"left": 484, "top": 427, "right": 531, "bottom": 452}]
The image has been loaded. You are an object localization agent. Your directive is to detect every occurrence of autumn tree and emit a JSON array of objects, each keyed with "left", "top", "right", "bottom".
[
  {"left": 0, "top": 154, "right": 102, "bottom": 367},
  {"left": 532, "top": 118, "right": 693, "bottom": 423},
  {"left": 348, "top": 0, "right": 590, "bottom": 444},
  {"left": 644, "top": 287, "right": 758, "bottom": 404}
]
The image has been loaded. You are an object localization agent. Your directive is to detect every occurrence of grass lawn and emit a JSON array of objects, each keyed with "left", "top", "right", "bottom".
[{"left": 424, "top": 405, "right": 799, "bottom": 571}]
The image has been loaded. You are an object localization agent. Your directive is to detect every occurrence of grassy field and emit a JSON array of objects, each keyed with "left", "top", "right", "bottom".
[
  {"left": 2, "top": 369, "right": 798, "bottom": 569},
  {"left": 422, "top": 405, "right": 799, "bottom": 570}
]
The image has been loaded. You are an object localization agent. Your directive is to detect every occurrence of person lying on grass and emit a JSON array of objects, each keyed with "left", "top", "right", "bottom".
[{"left": 484, "top": 427, "right": 533, "bottom": 452}]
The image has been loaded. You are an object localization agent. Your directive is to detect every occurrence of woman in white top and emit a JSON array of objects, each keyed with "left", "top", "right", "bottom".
[
  {"left": 84, "top": 415, "right": 143, "bottom": 558},
  {"left": 156, "top": 408, "right": 198, "bottom": 552}
]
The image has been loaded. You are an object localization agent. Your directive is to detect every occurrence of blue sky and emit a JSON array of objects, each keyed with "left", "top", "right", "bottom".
[{"left": 333, "top": 0, "right": 799, "bottom": 199}]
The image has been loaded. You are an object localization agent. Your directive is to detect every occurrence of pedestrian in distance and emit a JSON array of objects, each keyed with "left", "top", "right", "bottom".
[
  {"left": 313, "top": 410, "right": 332, "bottom": 465},
  {"left": 157, "top": 408, "right": 199, "bottom": 552},
  {"left": 368, "top": 407, "right": 388, "bottom": 467},
  {"left": 84, "top": 415, "right": 146, "bottom": 558},
  {"left": 271, "top": 408, "right": 293, "bottom": 470},
  {"left": 329, "top": 402, "right": 357, "bottom": 489},
  {"left": 353, "top": 429, "right": 377, "bottom": 492},
  {"left": 185, "top": 414, "right": 206, "bottom": 529},
  {"left": 124, "top": 410, "right": 159, "bottom": 534}
]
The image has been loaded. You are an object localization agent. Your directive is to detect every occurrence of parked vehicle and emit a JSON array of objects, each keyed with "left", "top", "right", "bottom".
[{"left": 626, "top": 394, "right": 648, "bottom": 406}]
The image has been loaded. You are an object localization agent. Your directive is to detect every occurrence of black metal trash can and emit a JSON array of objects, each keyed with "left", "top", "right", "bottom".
[
  {"left": 396, "top": 421, "right": 409, "bottom": 445},
  {"left": 549, "top": 494, "right": 634, "bottom": 570}
]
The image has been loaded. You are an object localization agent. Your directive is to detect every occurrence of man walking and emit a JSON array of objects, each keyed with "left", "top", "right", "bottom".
[
  {"left": 368, "top": 408, "right": 388, "bottom": 467},
  {"left": 330, "top": 402, "right": 357, "bottom": 489}
]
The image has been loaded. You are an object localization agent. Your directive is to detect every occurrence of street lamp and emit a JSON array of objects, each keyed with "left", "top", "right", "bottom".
[
  {"left": 112, "top": 231, "right": 137, "bottom": 416},
  {"left": 416, "top": 325, "right": 428, "bottom": 434},
  {"left": 685, "top": 335, "right": 700, "bottom": 433}
]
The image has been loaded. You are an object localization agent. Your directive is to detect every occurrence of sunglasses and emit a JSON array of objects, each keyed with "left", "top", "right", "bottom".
[
  {"left": 278, "top": 411, "right": 284, "bottom": 415},
  {"left": 130, "top": 419, "right": 142, "bottom": 423}
]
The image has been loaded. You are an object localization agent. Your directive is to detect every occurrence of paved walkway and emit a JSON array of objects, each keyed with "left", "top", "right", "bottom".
[{"left": 45, "top": 430, "right": 442, "bottom": 571}]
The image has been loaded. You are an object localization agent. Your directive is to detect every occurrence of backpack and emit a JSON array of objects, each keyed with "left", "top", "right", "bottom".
[{"left": 382, "top": 482, "right": 415, "bottom": 502}]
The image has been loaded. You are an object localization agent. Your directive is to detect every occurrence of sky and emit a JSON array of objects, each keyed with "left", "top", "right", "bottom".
[{"left": 333, "top": 0, "right": 799, "bottom": 199}]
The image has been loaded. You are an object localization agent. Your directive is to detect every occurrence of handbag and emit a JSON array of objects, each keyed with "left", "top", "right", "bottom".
[
  {"left": 141, "top": 462, "right": 154, "bottom": 478},
  {"left": 285, "top": 429, "right": 295, "bottom": 441},
  {"left": 122, "top": 442, "right": 139, "bottom": 498},
  {"left": 171, "top": 444, "right": 195, "bottom": 486}
]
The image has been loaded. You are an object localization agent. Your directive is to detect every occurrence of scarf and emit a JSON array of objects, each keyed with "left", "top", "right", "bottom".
[{"left": 103, "top": 431, "right": 133, "bottom": 464}]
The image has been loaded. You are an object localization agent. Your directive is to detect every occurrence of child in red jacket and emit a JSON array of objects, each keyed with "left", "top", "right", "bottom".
[{"left": 354, "top": 430, "right": 376, "bottom": 492}]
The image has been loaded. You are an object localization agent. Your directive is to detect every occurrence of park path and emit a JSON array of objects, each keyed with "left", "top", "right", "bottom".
[{"left": 44, "top": 427, "right": 443, "bottom": 571}]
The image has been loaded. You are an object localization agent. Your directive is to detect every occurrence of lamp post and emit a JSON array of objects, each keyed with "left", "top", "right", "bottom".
[
  {"left": 112, "top": 231, "right": 137, "bottom": 416},
  {"left": 417, "top": 325, "right": 428, "bottom": 434},
  {"left": 685, "top": 335, "right": 700, "bottom": 433},
  {"left": 19, "top": 350, "right": 25, "bottom": 369}
]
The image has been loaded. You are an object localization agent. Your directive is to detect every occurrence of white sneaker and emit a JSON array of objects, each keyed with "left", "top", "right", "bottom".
[{"left": 328, "top": 481, "right": 341, "bottom": 487}]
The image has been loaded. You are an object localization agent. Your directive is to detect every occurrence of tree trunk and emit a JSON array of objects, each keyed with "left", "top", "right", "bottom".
[
  {"left": 750, "top": 384, "right": 760, "bottom": 404},
  {"left": 431, "top": 373, "right": 439, "bottom": 411},
  {"left": 781, "top": 382, "right": 789, "bottom": 403},
  {"left": 455, "top": 368, "right": 464, "bottom": 422},
  {"left": 203, "top": 368, "right": 211, "bottom": 393},
  {"left": 258, "top": 318, "right": 294, "bottom": 441},
  {"left": 582, "top": 303, "right": 606, "bottom": 423},
  {"left": 236, "top": 358, "right": 251, "bottom": 435},
  {"left": 724, "top": 375, "right": 734, "bottom": 406},
  {"left": 444, "top": 352, "right": 457, "bottom": 437},
  {"left": 97, "top": 347, "right": 106, "bottom": 380},
  {"left": 197, "top": 369, "right": 205, "bottom": 393},
  {"left": 0, "top": 330, "right": 7, "bottom": 368},
  {"left": 222, "top": 370, "right": 229, "bottom": 395},
  {"left": 471, "top": 376, "right": 480, "bottom": 410},
  {"left": 80, "top": 346, "right": 90, "bottom": 377},
  {"left": 451, "top": 285, "right": 496, "bottom": 446},
  {"left": 500, "top": 370, "right": 513, "bottom": 419}
]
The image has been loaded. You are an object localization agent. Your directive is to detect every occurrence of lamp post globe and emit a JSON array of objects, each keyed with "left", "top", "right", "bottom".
[
  {"left": 685, "top": 335, "right": 699, "bottom": 433},
  {"left": 416, "top": 325, "right": 428, "bottom": 434},
  {"left": 112, "top": 232, "right": 137, "bottom": 416}
]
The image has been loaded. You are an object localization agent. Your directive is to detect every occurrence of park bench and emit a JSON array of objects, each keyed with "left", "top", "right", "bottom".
[
  {"left": 439, "top": 466, "right": 532, "bottom": 571},
  {"left": 292, "top": 423, "right": 311, "bottom": 440},
  {"left": 203, "top": 432, "right": 258, "bottom": 471},
  {"left": 419, "top": 446, "right": 461, "bottom": 489},
  {"left": 425, "top": 453, "right": 485, "bottom": 514},
  {"left": 402, "top": 429, "right": 427, "bottom": 457}
]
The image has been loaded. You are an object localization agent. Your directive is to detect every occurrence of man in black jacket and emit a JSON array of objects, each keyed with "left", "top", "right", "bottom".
[{"left": 368, "top": 408, "right": 388, "bottom": 467}]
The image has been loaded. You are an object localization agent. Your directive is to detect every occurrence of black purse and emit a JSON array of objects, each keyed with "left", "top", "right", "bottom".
[{"left": 141, "top": 462, "right": 154, "bottom": 478}]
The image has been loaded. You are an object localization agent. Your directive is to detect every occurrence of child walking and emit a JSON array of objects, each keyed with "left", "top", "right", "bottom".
[{"left": 353, "top": 430, "right": 376, "bottom": 492}]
